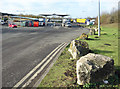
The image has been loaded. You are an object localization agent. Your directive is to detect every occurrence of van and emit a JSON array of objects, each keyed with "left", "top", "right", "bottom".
[
  {"left": 0, "top": 20, "right": 5, "bottom": 25},
  {"left": 65, "top": 22, "right": 71, "bottom": 27}
]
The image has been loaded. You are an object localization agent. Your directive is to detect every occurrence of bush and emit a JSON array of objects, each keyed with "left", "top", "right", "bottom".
[{"left": 95, "top": 8, "right": 119, "bottom": 25}]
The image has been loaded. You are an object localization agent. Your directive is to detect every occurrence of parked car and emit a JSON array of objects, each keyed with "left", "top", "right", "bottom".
[
  {"left": 65, "top": 22, "right": 71, "bottom": 27},
  {"left": 9, "top": 23, "right": 17, "bottom": 28},
  {"left": 0, "top": 20, "right": 5, "bottom": 25},
  {"left": 39, "top": 21, "right": 44, "bottom": 26}
]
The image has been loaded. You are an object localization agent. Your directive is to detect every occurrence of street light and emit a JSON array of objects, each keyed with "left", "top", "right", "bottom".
[{"left": 98, "top": 0, "right": 101, "bottom": 36}]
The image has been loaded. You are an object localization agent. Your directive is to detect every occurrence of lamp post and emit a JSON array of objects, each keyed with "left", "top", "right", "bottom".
[{"left": 98, "top": 0, "right": 101, "bottom": 36}]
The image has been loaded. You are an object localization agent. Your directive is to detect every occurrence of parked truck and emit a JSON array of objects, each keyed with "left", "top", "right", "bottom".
[
  {"left": 76, "top": 19, "right": 86, "bottom": 24},
  {"left": 76, "top": 19, "right": 90, "bottom": 25}
]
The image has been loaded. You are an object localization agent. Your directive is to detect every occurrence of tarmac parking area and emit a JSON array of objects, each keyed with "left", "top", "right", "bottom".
[{"left": 2, "top": 25, "right": 89, "bottom": 87}]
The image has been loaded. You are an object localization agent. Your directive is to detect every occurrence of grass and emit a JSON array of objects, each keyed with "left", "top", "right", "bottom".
[
  {"left": 38, "top": 23, "right": 120, "bottom": 88},
  {"left": 77, "top": 23, "right": 118, "bottom": 66},
  {"left": 38, "top": 46, "right": 77, "bottom": 87}
]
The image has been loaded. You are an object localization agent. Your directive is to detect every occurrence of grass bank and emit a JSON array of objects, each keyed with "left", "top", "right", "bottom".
[{"left": 38, "top": 23, "right": 119, "bottom": 88}]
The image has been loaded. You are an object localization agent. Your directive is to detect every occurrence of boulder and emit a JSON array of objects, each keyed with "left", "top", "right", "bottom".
[
  {"left": 76, "top": 53, "right": 114, "bottom": 85},
  {"left": 68, "top": 40, "right": 89, "bottom": 59},
  {"left": 80, "top": 33, "right": 88, "bottom": 40}
]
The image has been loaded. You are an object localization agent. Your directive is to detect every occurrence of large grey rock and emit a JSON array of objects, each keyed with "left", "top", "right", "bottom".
[
  {"left": 76, "top": 53, "right": 114, "bottom": 85},
  {"left": 68, "top": 40, "right": 89, "bottom": 59}
]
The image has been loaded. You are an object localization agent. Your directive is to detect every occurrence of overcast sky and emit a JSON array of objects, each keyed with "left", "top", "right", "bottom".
[{"left": 0, "top": 0, "right": 119, "bottom": 18}]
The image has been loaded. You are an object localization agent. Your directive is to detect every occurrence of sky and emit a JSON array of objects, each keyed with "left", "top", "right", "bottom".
[{"left": 0, "top": 0, "right": 119, "bottom": 18}]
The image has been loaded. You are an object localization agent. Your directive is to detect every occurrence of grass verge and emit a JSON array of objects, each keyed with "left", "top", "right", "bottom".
[{"left": 38, "top": 23, "right": 120, "bottom": 88}]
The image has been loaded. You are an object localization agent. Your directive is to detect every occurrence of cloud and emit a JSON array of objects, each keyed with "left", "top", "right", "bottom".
[{"left": 0, "top": 0, "right": 119, "bottom": 18}]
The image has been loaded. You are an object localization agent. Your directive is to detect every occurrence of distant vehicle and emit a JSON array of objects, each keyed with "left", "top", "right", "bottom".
[
  {"left": 39, "top": 21, "right": 45, "bottom": 26},
  {"left": 33, "top": 22, "right": 39, "bottom": 27},
  {"left": 9, "top": 23, "right": 17, "bottom": 28},
  {"left": 90, "top": 19, "right": 95, "bottom": 25},
  {"left": 39, "top": 18, "right": 45, "bottom": 26},
  {"left": 76, "top": 19, "right": 91, "bottom": 25},
  {"left": 76, "top": 19, "right": 86, "bottom": 24},
  {"left": 0, "top": 20, "right": 5, "bottom": 25},
  {"left": 65, "top": 22, "right": 71, "bottom": 27}
]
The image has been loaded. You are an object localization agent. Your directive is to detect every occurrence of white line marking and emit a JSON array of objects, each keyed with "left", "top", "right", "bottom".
[
  {"left": 13, "top": 43, "right": 64, "bottom": 88},
  {"left": 22, "top": 43, "right": 67, "bottom": 87}
]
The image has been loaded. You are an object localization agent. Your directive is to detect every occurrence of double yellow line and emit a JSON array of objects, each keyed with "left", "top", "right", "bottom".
[{"left": 13, "top": 42, "right": 67, "bottom": 88}]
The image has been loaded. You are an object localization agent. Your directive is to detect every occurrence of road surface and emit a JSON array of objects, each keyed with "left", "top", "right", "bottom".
[{"left": 2, "top": 26, "right": 89, "bottom": 87}]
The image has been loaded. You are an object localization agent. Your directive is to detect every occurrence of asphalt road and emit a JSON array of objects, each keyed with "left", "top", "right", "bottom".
[{"left": 2, "top": 25, "right": 89, "bottom": 87}]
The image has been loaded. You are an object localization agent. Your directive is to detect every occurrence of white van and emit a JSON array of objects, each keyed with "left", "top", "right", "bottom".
[
  {"left": 0, "top": 20, "right": 5, "bottom": 25},
  {"left": 65, "top": 22, "right": 71, "bottom": 27}
]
